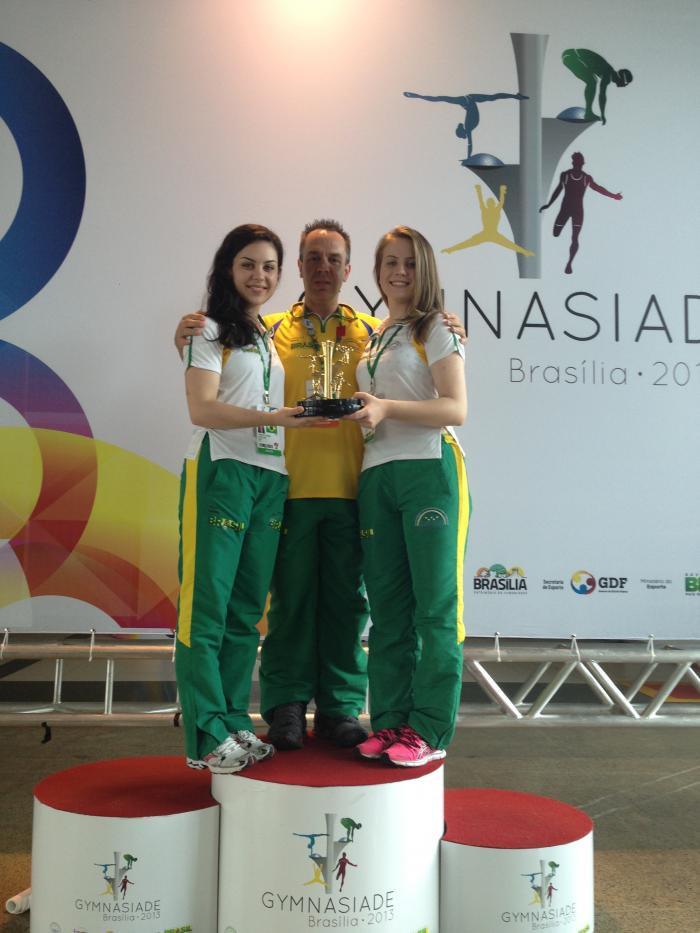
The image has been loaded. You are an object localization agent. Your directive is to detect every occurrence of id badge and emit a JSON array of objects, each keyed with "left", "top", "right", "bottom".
[{"left": 254, "top": 406, "right": 283, "bottom": 456}]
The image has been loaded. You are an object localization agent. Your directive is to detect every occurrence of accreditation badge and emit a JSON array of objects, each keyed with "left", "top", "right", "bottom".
[{"left": 254, "top": 407, "right": 283, "bottom": 456}]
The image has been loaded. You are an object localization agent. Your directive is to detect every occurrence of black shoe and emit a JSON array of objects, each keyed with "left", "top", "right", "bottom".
[
  {"left": 314, "top": 712, "right": 368, "bottom": 748},
  {"left": 267, "top": 702, "right": 307, "bottom": 750}
]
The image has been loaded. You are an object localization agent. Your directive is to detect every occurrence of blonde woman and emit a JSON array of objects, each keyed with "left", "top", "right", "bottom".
[{"left": 349, "top": 226, "right": 470, "bottom": 767}]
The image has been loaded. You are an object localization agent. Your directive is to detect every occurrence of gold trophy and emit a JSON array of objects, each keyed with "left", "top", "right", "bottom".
[{"left": 297, "top": 340, "right": 364, "bottom": 418}]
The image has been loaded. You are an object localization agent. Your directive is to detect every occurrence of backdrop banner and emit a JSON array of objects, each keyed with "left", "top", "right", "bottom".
[{"left": 1, "top": 0, "right": 698, "bottom": 637}]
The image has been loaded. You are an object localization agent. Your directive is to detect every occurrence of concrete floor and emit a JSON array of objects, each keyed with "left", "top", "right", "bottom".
[{"left": 1, "top": 722, "right": 699, "bottom": 932}]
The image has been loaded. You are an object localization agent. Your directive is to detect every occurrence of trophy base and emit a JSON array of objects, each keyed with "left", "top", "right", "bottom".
[{"left": 296, "top": 397, "right": 363, "bottom": 418}]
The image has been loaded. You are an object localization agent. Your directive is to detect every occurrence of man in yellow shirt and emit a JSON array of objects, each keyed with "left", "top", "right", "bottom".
[{"left": 260, "top": 219, "right": 379, "bottom": 748}]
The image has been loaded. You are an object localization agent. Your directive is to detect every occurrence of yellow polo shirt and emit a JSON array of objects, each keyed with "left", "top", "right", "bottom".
[{"left": 263, "top": 303, "right": 380, "bottom": 500}]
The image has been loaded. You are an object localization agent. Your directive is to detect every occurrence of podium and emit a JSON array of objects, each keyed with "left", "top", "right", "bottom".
[
  {"left": 212, "top": 737, "right": 444, "bottom": 932},
  {"left": 28, "top": 751, "right": 596, "bottom": 932},
  {"left": 441, "top": 788, "right": 594, "bottom": 932},
  {"left": 30, "top": 756, "right": 219, "bottom": 933}
]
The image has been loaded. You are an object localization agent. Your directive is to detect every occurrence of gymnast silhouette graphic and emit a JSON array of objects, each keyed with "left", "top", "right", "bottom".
[
  {"left": 340, "top": 817, "right": 362, "bottom": 842},
  {"left": 119, "top": 874, "right": 134, "bottom": 898},
  {"left": 99, "top": 878, "right": 114, "bottom": 897},
  {"left": 303, "top": 860, "right": 326, "bottom": 887},
  {"left": 293, "top": 832, "right": 328, "bottom": 856},
  {"left": 95, "top": 862, "right": 114, "bottom": 896},
  {"left": 540, "top": 151, "right": 622, "bottom": 273},
  {"left": 562, "top": 49, "right": 632, "bottom": 125},
  {"left": 333, "top": 852, "right": 357, "bottom": 892},
  {"left": 404, "top": 89, "right": 528, "bottom": 162},
  {"left": 443, "top": 184, "right": 534, "bottom": 257}
]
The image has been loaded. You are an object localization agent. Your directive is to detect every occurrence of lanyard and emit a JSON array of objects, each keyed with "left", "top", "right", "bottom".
[
  {"left": 252, "top": 316, "right": 273, "bottom": 405},
  {"left": 302, "top": 308, "right": 346, "bottom": 351},
  {"left": 302, "top": 316, "right": 321, "bottom": 353},
  {"left": 365, "top": 323, "right": 404, "bottom": 392}
]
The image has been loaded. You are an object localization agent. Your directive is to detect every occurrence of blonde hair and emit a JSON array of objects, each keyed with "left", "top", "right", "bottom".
[{"left": 373, "top": 226, "right": 443, "bottom": 342}]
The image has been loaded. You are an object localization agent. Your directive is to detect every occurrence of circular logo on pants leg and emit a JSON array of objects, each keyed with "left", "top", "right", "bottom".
[{"left": 414, "top": 508, "right": 449, "bottom": 528}]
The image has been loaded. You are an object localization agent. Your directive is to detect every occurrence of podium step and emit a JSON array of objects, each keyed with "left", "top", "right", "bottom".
[
  {"left": 441, "top": 788, "right": 594, "bottom": 932},
  {"left": 213, "top": 736, "right": 445, "bottom": 932},
  {"left": 30, "top": 756, "right": 218, "bottom": 932}
]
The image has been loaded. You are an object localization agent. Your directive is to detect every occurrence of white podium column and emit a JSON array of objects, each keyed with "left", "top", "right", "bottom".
[
  {"left": 213, "top": 736, "right": 444, "bottom": 932},
  {"left": 441, "top": 788, "right": 594, "bottom": 932},
  {"left": 30, "top": 756, "right": 219, "bottom": 933}
]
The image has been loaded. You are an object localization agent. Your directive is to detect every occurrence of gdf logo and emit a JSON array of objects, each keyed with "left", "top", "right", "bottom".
[
  {"left": 685, "top": 574, "right": 700, "bottom": 594},
  {"left": 599, "top": 577, "right": 628, "bottom": 590},
  {"left": 571, "top": 570, "right": 596, "bottom": 595}
]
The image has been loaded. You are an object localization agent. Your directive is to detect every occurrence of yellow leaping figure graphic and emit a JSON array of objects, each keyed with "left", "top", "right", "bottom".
[
  {"left": 303, "top": 864, "right": 326, "bottom": 887},
  {"left": 443, "top": 184, "right": 534, "bottom": 257}
]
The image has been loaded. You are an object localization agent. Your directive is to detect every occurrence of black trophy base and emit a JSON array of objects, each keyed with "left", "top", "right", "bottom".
[{"left": 296, "top": 397, "right": 363, "bottom": 418}]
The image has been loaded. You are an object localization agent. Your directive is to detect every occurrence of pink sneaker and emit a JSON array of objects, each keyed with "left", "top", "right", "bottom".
[
  {"left": 356, "top": 728, "right": 402, "bottom": 760},
  {"left": 384, "top": 726, "right": 446, "bottom": 768}
]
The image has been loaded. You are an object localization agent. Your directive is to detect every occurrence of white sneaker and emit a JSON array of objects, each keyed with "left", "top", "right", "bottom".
[
  {"left": 203, "top": 735, "right": 251, "bottom": 774},
  {"left": 186, "top": 757, "right": 207, "bottom": 770},
  {"left": 234, "top": 730, "right": 275, "bottom": 762}
]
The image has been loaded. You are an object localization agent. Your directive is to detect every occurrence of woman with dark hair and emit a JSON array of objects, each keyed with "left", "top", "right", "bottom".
[
  {"left": 349, "top": 226, "right": 470, "bottom": 768},
  {"left": 176, "top": 223, "right": 313, "bottom": 774}
]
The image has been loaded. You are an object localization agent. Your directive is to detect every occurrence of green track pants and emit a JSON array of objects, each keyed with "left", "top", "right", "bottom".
[
  {"left": 176, "top": 436, "right": 287, "bottom": 759},
  {"left": 358, "top": 436, "right": 470, "bottom": 749},
  {"left": 260, "top": 498, "right": 369, "bottom": 721}
]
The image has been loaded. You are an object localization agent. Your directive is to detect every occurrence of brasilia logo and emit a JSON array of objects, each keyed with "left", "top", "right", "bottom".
[
  {"left": 685, "top": 573, "right": 700, "bottom": 594},
  {"left": 404, "top": 34, "right": 632, "bottom": 278},
  {"left": 294, "top": 813, "right": 363, "bottom": 894},
  {"left": 571, "top": 570, "right": 596, "bottom": 594},
  {"left": 474, "top": 564, "right": 527, "bottom": 593}
]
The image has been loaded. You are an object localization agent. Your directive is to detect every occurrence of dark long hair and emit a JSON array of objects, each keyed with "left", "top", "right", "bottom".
[{"left": 206, "top": 224, "right": 283, "bottom": 348}]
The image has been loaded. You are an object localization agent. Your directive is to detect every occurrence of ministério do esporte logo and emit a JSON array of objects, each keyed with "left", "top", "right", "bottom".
[
  {"left": 474, "top": 564, "right": 528, "bottom": 594},
  {"left": 685, "top": 573, "right": 700, "bottom": 595}
]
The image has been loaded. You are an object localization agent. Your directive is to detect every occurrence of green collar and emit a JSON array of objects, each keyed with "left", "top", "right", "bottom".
[{"left": 290, "top": 302, "right": 357, "bottom": 322}]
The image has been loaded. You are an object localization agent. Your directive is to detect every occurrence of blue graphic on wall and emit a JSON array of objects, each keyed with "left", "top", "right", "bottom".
[
  {"left": 0, "top": 41, "right": 86, "bottom": 319},
  {"left": 403, "top": 90, "right": 528, "bottom": 167},
  {"left": 0, "top": 43, "right": 178, "bottom": 632}
]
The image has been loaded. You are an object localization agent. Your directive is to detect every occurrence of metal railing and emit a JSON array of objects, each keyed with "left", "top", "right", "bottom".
[{"left": 1, "top": 632, "right": 699, "bottom": 727}]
